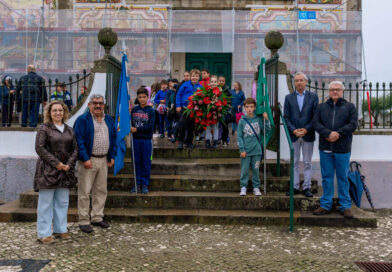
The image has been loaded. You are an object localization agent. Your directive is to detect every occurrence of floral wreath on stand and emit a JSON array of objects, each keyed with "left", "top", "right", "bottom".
[{"left": 184, "top": 85, "right": 230, "bottom": 132}]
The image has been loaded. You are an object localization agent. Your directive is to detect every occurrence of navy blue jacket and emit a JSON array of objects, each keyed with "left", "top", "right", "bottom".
[
  {"left": 16, "top": 72, "right": 48, "bottom": 103},
  {"left": 230, "top": 90, "right": 245, "bottom": 109},
  {"left": 131, "top": 105, "right": 155, "bottom": 140},
  {"left": 284, "top": 91, "right": 319, "bottom": 142},
  {"left": 73, "top": 111, "right": 116, "bottom": 162},
  {"left": 176, "top": 80, "right": 202, "bottom": 108},
  {"left": 0, "top": 85, "right": 15, "bottom": 105},
  {"left": 312, "top": 98, "right": 358, "bottom": 153}
]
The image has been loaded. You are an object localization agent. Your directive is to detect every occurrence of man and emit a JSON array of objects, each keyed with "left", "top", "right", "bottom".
[
  {"left": 284, "top": 72, "right": 319, "bottom": 198},
  {"left": 312, "top": 81, "right": 358, "bottom": 219},
  {"left": 16, "top": 65, "right": 47, "bottom": 127},
  {"left": 74, "top": 94, "right": 116, "bottom": 233}
]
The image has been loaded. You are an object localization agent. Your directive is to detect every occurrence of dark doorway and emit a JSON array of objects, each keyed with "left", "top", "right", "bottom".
[{"left": 185, "top": 53, "right": 232, "bottom": 88}]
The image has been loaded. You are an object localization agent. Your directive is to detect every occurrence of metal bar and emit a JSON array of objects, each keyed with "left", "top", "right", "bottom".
[
  {"left": 376, "top": 82, "right": 379, "bottom": 128},
  {"left": 274, "top": 56, "right": 280, "bottom": 177},
  {"left": 362, "top": 83, "right": 366, "bottom": 129},
  {"left": 390, "top": 83, "right": 392, "bottom": 129},
  {"left": 279, "top": 103, "right": 294, "bottom": 232},
  {"left": 383, "top": 82, "right": 386, "bottom": 129}
]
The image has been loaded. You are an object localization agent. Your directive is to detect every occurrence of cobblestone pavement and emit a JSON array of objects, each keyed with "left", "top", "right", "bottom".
[{"left": 0, "top": 213, "right": 391, "bottom": 272}]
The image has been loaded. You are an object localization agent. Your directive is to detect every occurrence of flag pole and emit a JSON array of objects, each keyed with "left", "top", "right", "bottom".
[
  {"left": 130, "top": 126, "right": 138, "bottom": 194},
  {"left": 262, "top": 54, "right": 267, "bottom": 195}
]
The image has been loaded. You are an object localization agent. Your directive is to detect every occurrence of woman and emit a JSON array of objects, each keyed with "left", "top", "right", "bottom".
[
  {"left": 230, "top": 82, "right": 246, "bottom": 134},
  {"left": 0, "top": 75, "right": 15, "bottom": 127},
  {"left": 34, "top": 100, "right": 78, "bottom": 244}
]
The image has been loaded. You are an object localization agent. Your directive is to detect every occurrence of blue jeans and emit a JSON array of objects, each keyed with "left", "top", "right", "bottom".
[
  {"left": 37, "top": 188, "right": 69, "bottom": 238},
  {"left": 319, "top": 151, "right": 352, "bottom": 211},
  {"left": 22, "top": 101, "right": 40, "bottom": 127},
  {"left": 158, "top": 114, "right": 168, "bottom": 136},
  {"left": 133, "top": 138, "right": 152, "bottom": 186}
]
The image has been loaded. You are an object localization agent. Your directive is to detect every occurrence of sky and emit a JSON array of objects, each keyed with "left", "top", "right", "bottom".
[{"left": 362, "top": 0, "right": 392, "bottom": 83}]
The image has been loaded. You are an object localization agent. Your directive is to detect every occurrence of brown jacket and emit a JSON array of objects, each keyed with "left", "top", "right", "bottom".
[{"left": 34, "top": 123, "right": 78, "bottom": 191}]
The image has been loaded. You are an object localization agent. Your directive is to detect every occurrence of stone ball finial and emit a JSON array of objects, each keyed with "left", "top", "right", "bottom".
[
  {"left": 98, "top": 27, "right": 118, "bottom": 56},
  {"left": 264, "top": 30, "right": 284, "bottom": 56}
]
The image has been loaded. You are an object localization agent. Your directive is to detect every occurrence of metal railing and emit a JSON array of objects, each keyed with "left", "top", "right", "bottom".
[
  {"left": 0, "top": 70, "right": 90, "bottom": 127},
  {"left": 278, "top": 103, "right": 295, "bottom": 232},
  {"left": 290, "top": 75, "right": 392, "bottom": 130}
]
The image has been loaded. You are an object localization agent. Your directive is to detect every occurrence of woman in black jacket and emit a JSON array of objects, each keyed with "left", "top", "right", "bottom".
[{"left": 34, "top": 101, "right": 78, "bottom": 244}]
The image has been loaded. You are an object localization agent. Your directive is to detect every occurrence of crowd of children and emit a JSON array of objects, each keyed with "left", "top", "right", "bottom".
[{"left": 129, "top": 68, "right": 270, "bottom": 197}]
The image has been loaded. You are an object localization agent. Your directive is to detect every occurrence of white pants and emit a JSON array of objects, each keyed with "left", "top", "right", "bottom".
[{"left": 293, "top": 138, "right": 314, "bottom": 190}]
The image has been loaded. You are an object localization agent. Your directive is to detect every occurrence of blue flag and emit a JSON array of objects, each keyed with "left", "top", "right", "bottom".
[{"left": 113, "top": 54, "right": 131, "bottom": 176}]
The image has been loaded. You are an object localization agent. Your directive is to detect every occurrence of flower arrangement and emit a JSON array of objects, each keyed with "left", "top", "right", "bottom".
[{"left": 184, "top": 85, "right": 230, "bottom": 131}]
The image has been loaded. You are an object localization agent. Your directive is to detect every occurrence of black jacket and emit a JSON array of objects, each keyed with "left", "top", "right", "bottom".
[
  {"left": 16, "top": 72, "right": 48, "bottom": 103},
  {"left": 284, "top": 90, "right": 319, "bottom": 142},
  {"left": 312, "top": 98, "right": 358, "bottom": 153}
]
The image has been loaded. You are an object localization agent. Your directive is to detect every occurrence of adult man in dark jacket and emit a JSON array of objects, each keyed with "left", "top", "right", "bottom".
[
  {"left": 16, "top": 65, "right": 48, "bottom": 127},
  {"left": 74, "top": 94, "right": 116, "bottom": 233},
  {"left": 284, "top": 72, "right": 319, "bottom": 197},
  {"left": 312, "top": 81, "right": 358, "bottom": 219}
]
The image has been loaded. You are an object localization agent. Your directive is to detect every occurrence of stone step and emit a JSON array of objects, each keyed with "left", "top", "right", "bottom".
[
  {"left": 128, "top": 147, "right": 241, "bottom": 159},
  {"left": 107, "top": 174, "right": 318, "bottom": 193},
  {"left": 110, "top": 158, "right": 289, "bottom": 176},
  {"left": 0, "top": 200, "right": 377, "bottom": 228},
  {"left": 20, "top": 190, "right": 330, "bottom": 211}
]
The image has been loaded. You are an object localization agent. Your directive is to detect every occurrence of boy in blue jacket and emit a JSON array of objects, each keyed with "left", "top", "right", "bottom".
[
  {"left": 154, "top": 80, "right": 168, "bottom": 138},
  {"left": 175, "top": 69, "right": 202, "bottom": 149},
  {"left": 131, "top": 87, "right": 156, "bottom": 194}
]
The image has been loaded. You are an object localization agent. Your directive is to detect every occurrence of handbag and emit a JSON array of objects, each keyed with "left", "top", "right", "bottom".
[{"left": 236, "top": 112, "right": 244, "bottom": 124}]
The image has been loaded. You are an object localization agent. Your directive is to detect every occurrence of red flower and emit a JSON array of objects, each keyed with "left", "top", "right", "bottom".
[
  {"left": 195, "top": 118, "right": 200, "bottom": 124},
  {"left": 196, "top": 92, "right": 203, "bottom": 97},
  {"left": 196, "top": 110, "right": 203, "bottom": 117},
  {"left": 190, "top": 112, "right": 194, "bottom": 118},
  {"left": 212, "top": 87, "right": 221, "bottom": 96},
  {"left": 188, "top": 96, "right": 194, "bottom": 101},
  {"left": 201, "top": 119, "right": 208, "bottom": 126},
  {"left": 198, "top": 100, "right": 203, "bottom": 105},
  {"left": 203, "top": 97, "right": 211, "bottom": 104},
  {"left": 215, "top": 100, "right": 222, "bottom": 107},
  {"left": 187, "top": 103, "right": 194, "bottom": 109},
  {"left": 206, "top": 112, "right": 212, "bottom": 119},
  {"left": 222, "top": 99, "right": 227, "bottom": 106}
]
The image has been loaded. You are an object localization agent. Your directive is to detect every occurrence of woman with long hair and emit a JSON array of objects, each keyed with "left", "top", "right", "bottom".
[
  {"left": 34, "top": 101, "right": 78, "bottom": 244},
  {"left": 230, "top": 81, "right": 246, "bottom": 134}
]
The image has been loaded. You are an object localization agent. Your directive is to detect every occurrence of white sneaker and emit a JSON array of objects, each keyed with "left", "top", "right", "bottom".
[
  {"left": 195, "top": 136, "right": 200, "bottom": 141},
  {"left": 240, "top": 187, "right": 247, "bottom": 196},
  {"left": 253, "top": 188, "right": 262, "bottom": 196}
]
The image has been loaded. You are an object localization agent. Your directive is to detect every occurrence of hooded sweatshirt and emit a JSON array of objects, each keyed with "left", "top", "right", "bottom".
[{"left": 237, "top": 114, "right": 271, "bottom": 156}]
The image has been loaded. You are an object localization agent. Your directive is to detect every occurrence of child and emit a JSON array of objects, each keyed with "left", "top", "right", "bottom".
[
  {"left": 50, "top": 82, "right": 73, "bottom": 111},
  {"left": 205, "top": 75, "right": 220, "bottom": 148},
  {"left": 154, "top": 79, "right": 168, "bottom": 138},
  {"left": 165, "top": 79, "right": 176, "bottom": 140},
  {"left": 176, "top": 69, "right": 202, "bottom": 149},
  {"left": 199, "top": 68, "right": 210, "bottom": 88},
  {"left": 237, "top": 98, "right": 270, "bottom": 196},
  {"left": 130, "top": 87, "right": 156, "bottom": 194}
]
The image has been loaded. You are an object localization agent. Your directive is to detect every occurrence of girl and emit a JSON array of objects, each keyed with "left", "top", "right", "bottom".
[{"left": 205, "top": 75, "right": 220, "bottom": 148}]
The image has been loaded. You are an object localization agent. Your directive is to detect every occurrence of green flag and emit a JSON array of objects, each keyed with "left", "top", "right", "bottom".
[{"left": 256, "top": 57, "right": 275, "bottom": 147}]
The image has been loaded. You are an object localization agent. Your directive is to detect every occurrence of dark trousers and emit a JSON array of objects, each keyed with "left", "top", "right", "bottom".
[
  {"left": 1, "top": 102, "right": 14, "bottom": 127},
  {"left": 178, "top": 109, "right": 194, "bottom": 145},
  {"left": 133, "top": 138, "right": 152, "bottom": 186},
  {"left": 22, "top": 101, "right": 40, "bottom": 127},
  {"left": 158, "top": 113, "right": 168, "bottom": 136},
  {"left": 221, "top": 120, "right": 229, "bottom": 143},
  {"left": 171, "top": 112, "right": 181, "bottom": 139}
]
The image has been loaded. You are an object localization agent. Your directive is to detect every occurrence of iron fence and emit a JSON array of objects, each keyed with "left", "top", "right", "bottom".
[
  {"left": 290, "top": 76, "right": 392, "bottom": 130},
  {"left": 0, "top": 70, "right": 90, "bottom": 127}
]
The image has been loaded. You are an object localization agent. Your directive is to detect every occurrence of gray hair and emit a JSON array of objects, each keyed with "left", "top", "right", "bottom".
[
  {"left": 294, "top": 72, "right": 308, "bottom": 81},
  {"left": 89, "top": 94, "right": 106, "bottom": 103},
  {"left": 27, "top": 64, "right": 36, "bottom": 72},
  {"left": 329, "top": 81, "right": 345, "bottom": 91}
]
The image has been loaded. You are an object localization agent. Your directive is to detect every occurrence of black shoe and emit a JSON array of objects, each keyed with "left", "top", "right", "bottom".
[
  {"left": 170, "top": 138, "right": 177, "bottom": 144},
  {"left": 91, "top": 220, "right": 110, "bottom": 228},
  {"left": 178, "top": 142, "right": 184, "bottom": 150},
  {"left": 186, "top": 143, "right": 194, "bottom": 149},
  {"left": 205, "top": 140, "right": 211, "bottom": 148},
  {"left": 130, "top": 185, "right": 142, "bottom": 193},
  {"left": 79, "top": 224, "right": 93, "bottom": 233},
  {"left": 212, "top": 140, "right": 218, "bottom": 149},
  {"left": 285, "top": 188, "right": 301, "bottom": 196},
  {"left": 303, "top": 188, "right": 313, "bottom": 198}
]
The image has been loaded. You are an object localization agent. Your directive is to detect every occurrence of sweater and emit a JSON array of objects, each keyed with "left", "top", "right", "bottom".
[
  {"left": 131, "top": 105, "right": 156, "bottom": 140},
  {"left": 154, "top": 89, "right": 167, "bottom": 105},
  {"left": 237, "top": 114, "right": 271, "bottom": 156},
  {"left": 176, "top": 80, "right": 202, "bottom": 108}
]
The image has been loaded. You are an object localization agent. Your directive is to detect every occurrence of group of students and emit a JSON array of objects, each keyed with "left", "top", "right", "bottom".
[{"left": 141, "top": 68, "right": 247, "bottom": 149}]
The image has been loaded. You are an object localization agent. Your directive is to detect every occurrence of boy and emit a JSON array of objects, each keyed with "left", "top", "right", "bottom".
[
  {"left": 176, "top": 69, "right": 202, "bottom": 149},
  {"left": 165, "top": 79, "right": 176, "bottom": 140},
  {"left": 199, "top": 68, "right": 210, "bottom": 88},
  {"left": 237, "top": 98, "right": 270, "bottom": 196},
  {"left": 154, "top": 80, "right": 168, "bottom": 138},
  {"left": 131, "top": 87, "right": 156, "bottom": 194}
]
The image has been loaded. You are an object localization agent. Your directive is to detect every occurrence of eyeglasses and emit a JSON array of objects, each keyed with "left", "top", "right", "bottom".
[
  {"left": 91, "top": 102, "right": 104, "bottom": 106},
  {"left": 329, "top": 88, "right": 343, "bottom": 92}
]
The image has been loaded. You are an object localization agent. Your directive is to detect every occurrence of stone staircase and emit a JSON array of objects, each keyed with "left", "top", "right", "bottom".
[{"left": 0, "top": 147, "right": 377, "bottom": 228}]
